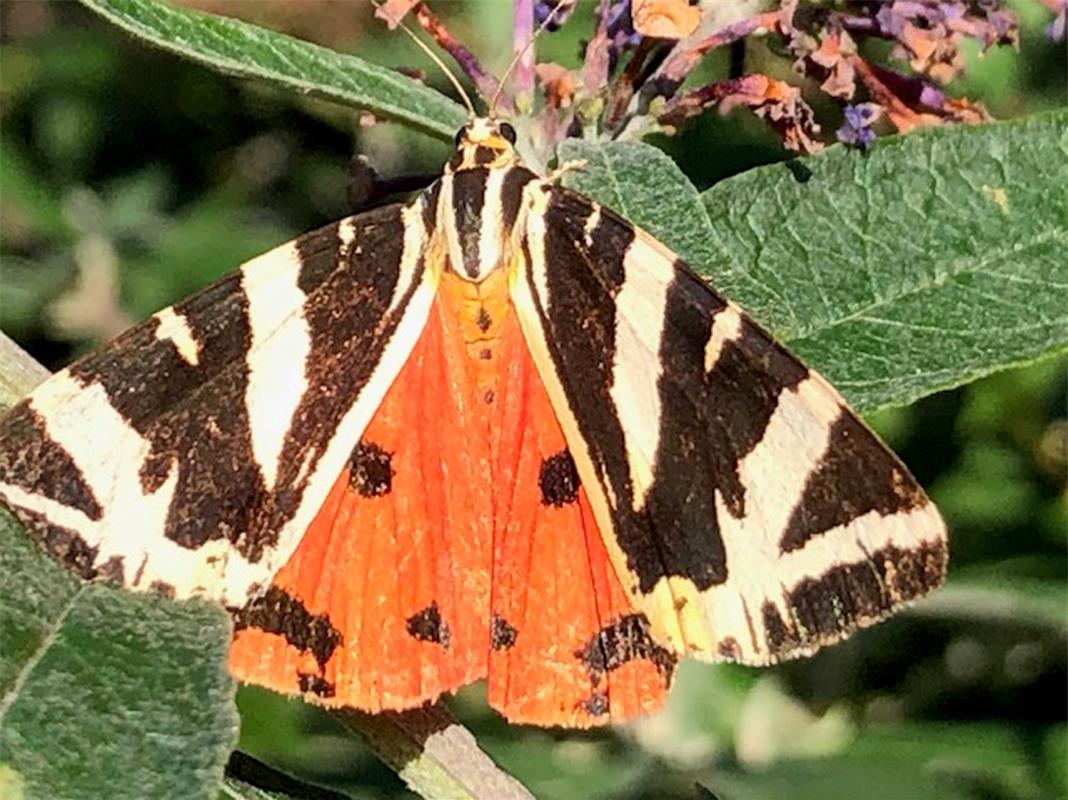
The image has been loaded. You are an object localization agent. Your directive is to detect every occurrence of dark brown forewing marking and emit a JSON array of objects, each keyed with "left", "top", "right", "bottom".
[
  {"left": 66, "top": 278, "right": 270, "bottom": 558},
  {"left": 0, "top": 403, "right": 102, "bottom": 521},
  {"left": 531, "top": 192, "right": 674, "bottom": 594},
  {"left": 779, "top": 413, "right": 927, "bottom": 553},
  {"left": 149, "top": 580, "right": 177, "bottom": 598},
  {"left": 269, "top": 205, "right": 416, "bottom": 534},
  {"left": 96, "top": 555, "right": 125, "bottom": 583},
  {"left": 640, "top": 270, "right": 809, "bottom": 590},
  {"left": 406, "top": 602, "right": 452, "bottom": 647},
  {"left": 761, "top": 540, "right": 948, "bottom": 658},
  {"left": 13, "top": 507, "right": 100, "bottom": 579},
  {"left": 232, "top": 585, "right": 342, "bottom": 669},
  {"left": 490, "top": 613, "right": 518, "bottom": 650},
  {"left": 348, "top": 440, "right": 394, "bottom": 497},
  {"left": 575, "top": 613, "right": 677, "bottom": 687},
  {"left": 298, "top": 673, "right": 336, "bottom": 698},
  {"left": 717, "top": 636, "right": 742, "bottom": 659},
  {"left": 538, "top": 449, "right": 580, "bottom": 506},
  {"left": 450, "top": 168, "right": 489, "bottom": 279}
]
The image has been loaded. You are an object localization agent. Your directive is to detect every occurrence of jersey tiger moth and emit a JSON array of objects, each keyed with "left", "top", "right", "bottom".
[{"left": 0, "top": 116, "right": 947, "bottom": 727}]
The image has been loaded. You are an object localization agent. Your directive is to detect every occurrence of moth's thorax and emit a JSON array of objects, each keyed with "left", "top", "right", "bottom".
[
  {"left": 433, "top": 166, "right": 536, "bottom": 283},
  {"left": 431, "top": 118, "right": 537, "bottom": 283}
]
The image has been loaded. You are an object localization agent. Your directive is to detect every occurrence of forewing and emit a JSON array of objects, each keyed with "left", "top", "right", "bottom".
[
  {"left": 485, "top": 286, "right": 673, "bottom": 726},
  {"left": 511, "top": 182, "right": 947, "bottom": 664},
  {"left": 0, "top": 200, "right": 437, "bottom": 608}
]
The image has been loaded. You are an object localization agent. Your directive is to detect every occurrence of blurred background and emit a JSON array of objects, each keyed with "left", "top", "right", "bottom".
[{"left": 0, "top": 1, "right": 1064, "bottom": 799}]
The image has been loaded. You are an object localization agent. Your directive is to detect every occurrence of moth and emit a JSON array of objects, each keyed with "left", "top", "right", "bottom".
[{"left": 0, "top": 116, "right": 947, "bottom": 727}]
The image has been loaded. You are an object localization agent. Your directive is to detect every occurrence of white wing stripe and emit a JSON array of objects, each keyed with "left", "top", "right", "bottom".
[
  {"left": 154, "top": 307, "right": 201, "bottom": 366},
  {"left": 610, "top": 237, "right": 673, "bottom": 511},
  {"left": 242, "top": 242, "right": 311, "bottom": 491}
]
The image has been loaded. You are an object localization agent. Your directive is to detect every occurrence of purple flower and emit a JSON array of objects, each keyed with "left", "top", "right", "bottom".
[
  {"left": 918, "top": 83, "right": 946, "bottom": 109},
  {"left": 605, "top": 0, "right": 641, "bottom": 57},
  {"left": 1047, "top": 1, "right": 1067, "bottom": 42},
  {"left": 837, "top": 102, "right": 882, "bottom": 149},
  {"left": 534, "top": 0, "right": 577, "bottom": 32}
]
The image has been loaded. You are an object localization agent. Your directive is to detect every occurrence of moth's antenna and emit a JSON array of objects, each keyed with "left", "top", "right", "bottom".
[
  {"left": 489, "top": 0, "right": 568, "bottom": 116},
  {"left": 371, "top": 1, "right": 476, "bottom": 118}
]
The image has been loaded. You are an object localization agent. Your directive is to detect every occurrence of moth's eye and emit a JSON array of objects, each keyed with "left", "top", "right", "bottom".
[
  {"left": 499, "top": 122, "right": 517, "bottom": 144},
  {"left": 454, "top": 127, "right": 466, "bottom": 146}
]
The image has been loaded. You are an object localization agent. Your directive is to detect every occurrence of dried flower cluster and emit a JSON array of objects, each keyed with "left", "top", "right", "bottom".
[{"left": 379, "top": 0, "right": 1030, "bottom": 157}]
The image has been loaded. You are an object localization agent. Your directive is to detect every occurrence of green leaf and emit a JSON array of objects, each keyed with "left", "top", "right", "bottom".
[
  {"left": 77, "top": 0, "right": 467, "bottom": 140},
  {"left": 0, "top": 509, "right": 238, "bottom": 800},
  {"left": 701, "top": 722, "right": 1049, "bottom": 800},
  {"left": 559, "top": 111, "right": 1068, "bottom": 412}
]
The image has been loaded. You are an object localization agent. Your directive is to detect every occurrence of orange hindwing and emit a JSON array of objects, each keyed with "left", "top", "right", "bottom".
[{"left": 228, "top": 268, "right": 674, "bottom": 726}]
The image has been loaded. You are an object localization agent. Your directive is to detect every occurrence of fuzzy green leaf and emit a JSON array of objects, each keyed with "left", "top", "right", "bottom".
[
  {"left": 0, "top": 509, "right": 238, "bottom": 800},
  {"left": 77, "top": 0, "right": 467, "bottom": 140},
  {"left": 559, "top": 111, "right": 1068, "bottom": 412}
]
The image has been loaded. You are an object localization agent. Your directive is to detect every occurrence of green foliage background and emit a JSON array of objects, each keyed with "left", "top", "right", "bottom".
[{"left": 0, "top": 1, "right": 1064, "bottom": 799}]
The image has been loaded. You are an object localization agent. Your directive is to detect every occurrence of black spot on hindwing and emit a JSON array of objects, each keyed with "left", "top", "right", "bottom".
[
  {"left": 406, "top": 602, "right": 451, "bottom": 647},
  {"left": 349, "top": 440, "right": 394, "bottom": 497},
  {"left": 491, "top": 613, "right": 518, "bottom": 650},
  {"left": 581, "top": 692, "right": 610, "bottom": 717},
  {"left": 575, "top": 613, "right": 676, "bottom": 687},
  {"left": 298, "top": 673, "right": 336, "bottom": 698},
  {"left": 538, "top": 449, "right": 580, "bottom": 506},
  {"left": 232, "top": 586, "right": 343, "bottom": 669}
]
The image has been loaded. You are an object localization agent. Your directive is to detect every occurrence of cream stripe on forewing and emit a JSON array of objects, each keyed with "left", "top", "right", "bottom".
[
  {"left": 697, "top": 373, "right": 945, "bottom": 662},
  {"left": 609, "top": 235, "right": 675, "bottom": 511},
  {"left": 220, "top": 201, "right": 437, "bottom": 602},
  {"left": 154, "top": 307, "right": 201, "bottom": 366},
  {"left": 3, "top": 370, "right": 270, "bottom": 598},
  {"left": 338, "top": 215, "right": 357, "bottom": 253},
  {"left": 701, "top": 503, "right": 945, "bottom": 663},
  {"left": 242, "top": 241, "right": 311, "bottom": 490},
  {"left": 704, "top": 303, "right": 743, "bottom": 373},
  {"left": 26, "top": 372, "right": 166, "bottom": 529},
  {"left": 681, "top": 373, "right": 837, "bottom": 660},
  {"left": 583, "top": 204, "right": 602, "bottom": 247},
  {"left": 515, "top": 184, "right": 552, "bottom": 316},
  {"left": 722, "top": 374, "right": 839, "bottom": 554}
]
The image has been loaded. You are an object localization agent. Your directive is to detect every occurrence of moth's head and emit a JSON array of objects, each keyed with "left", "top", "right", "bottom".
[{"left": 446, "top": 117, "right": 519, "bottom": 173}]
